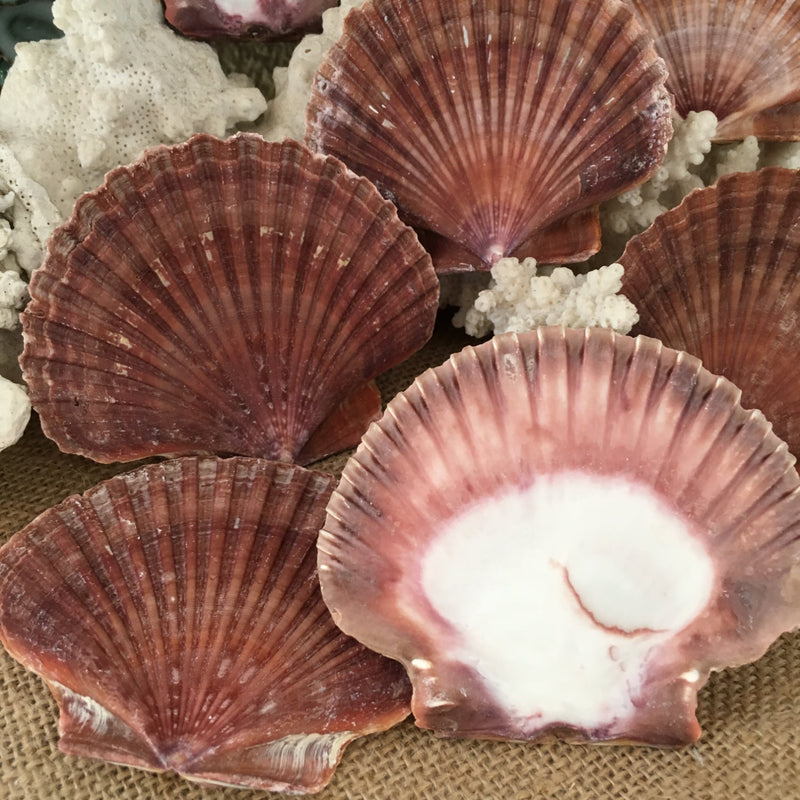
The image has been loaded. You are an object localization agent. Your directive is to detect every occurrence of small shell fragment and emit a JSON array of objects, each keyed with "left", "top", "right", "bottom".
[
  {"left": 164, "top": 0, "right": 338, "bottom": 40},
  {"left": 0, "top": 457, "right": 411, "bottom": 793},
  {"left": 20, "top": 133, "right": 439, "bottom": 465},
  {"left": 318, "top": 327, "right": 800, "bottom": 745}
]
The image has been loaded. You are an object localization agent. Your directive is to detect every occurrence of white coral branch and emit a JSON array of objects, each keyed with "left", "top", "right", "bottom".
[{"left": 459, "top": 257, "right": 638, "bottom": 338}]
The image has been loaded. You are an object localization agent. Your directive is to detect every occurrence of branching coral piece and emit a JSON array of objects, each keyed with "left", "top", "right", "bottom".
[{"left": 458, "top": 258, "right": 638, "bottom": 338}]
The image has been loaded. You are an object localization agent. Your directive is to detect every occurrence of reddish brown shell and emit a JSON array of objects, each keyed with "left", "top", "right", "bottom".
[
  {"left": 305, "top": 0, "right": 672, "bottom": 272},
  {"left": 20, "top": 134, "right": 438, "bottom": 465},
  {"left": 318, "top": 328, "right": 800, "bottom": 745},
  {"left": 0, "top": 457, "right": 411, "bottom": 793},
  {"left": 722, "top": 102, "right": 800, "bottom": 142},
  {"left": 619, "top": 167, "right": 800, "bottom": 457},
  {"left": 626, "top": 0, "right": 800, "bottom": 140}
]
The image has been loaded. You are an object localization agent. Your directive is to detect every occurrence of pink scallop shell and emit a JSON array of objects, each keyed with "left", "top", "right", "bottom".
[
  {"left": 305, "top": 0, "right": 672, "bottom": 272},
  {"left": 626, "top": 0, "right": 800, "bottom": 140},
  {"left": 20, "top": 134, "right": 439, "bottom": 465},
  {"left": 318, "top": 327, "right": 800, "bottom": 745},
  {"left": 0, "top": 457, "right": 411, "bottom": 793}
]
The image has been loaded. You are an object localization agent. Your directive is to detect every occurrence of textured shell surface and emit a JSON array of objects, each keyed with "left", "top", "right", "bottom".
[
  {"left": 305, "top": 0, "right": 673, "bottom": 272},
  {"left": 619, "top": 167, "right": 800, "bottom": 458},
  {"left": 20, "top": 133, "right": 439, "bottom": 465},
  {"left": 723, "top": 101, "right": 800, "bottom": 141},
  {"left": 626, "top": 0, "right": 800, "bottom": 140},
  {"left": 164, "top": 0, "right": 338, "bottom": 40},
  {"left": 0, "top": 457, "right": 411, "bottom": 793},
  {"left": 317, "top": 327, "right": 800, "bottom": 745}
]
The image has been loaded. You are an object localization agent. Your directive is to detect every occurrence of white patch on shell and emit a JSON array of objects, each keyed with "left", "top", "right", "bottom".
[
  {"left": 54, "top": 682, "right": 114, "bottom": 736},
  {"left": 215, "top": 0, "right": 264, "bottom": 22},
  {"left": 420, "top": 471, "right": 714, "bottom": 733},
  {"left": 262, "top": 732, "right": 358, "bottom": 771}
]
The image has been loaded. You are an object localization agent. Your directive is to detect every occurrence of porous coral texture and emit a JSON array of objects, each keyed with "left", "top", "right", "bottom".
[
  {"left": 459, "top": 258, "right": 638, "bottom": 338},
  {"left": 0, "top": 269, "right": 27, "bottom": 331},
  {"left": 0, "top": 0, "right": 267, "bottom": 275}
]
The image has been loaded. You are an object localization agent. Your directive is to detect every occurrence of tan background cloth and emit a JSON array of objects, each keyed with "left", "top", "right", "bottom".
[{"left": 1, "top": 319, "right": 798, "bottom": 799}]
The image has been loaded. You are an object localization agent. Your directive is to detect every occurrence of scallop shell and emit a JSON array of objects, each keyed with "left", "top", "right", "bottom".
[
  {"left": 318, "top": 327, "right": 800, "bottom": 745},
  {"left": 305, "top": 0, "right": 672, "bottom": 272},
  {"left": 626, "top": 0, "right": 800, "bottom": 140},
  {"left": 20, "top": 133, "right": 439, "bottom": 465},
  {"left": 618, "top": 167, "right": 800, "bottom": 457},
  {"left": 0, "top": 457, "right": 411, "bottom": 793}
]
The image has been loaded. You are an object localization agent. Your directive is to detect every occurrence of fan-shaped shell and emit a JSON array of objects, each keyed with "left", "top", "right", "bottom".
[
  {"left": 318, "top": 327, "right": 800, "bottom": 745},
  {"left": 619, "top": 167, "right": 800, "bottom": 457},
  {"left": 305, "top": 0, "right": 672, "bottom": 272},
  {"left": 626, "top": 0, "right": 800, "bottom": 141},
  {"left": 20, "top": 133, "right": 439, "bottom": 465},
  {"left": 0, "top": 457, "right": 411, "bottom": 793}
]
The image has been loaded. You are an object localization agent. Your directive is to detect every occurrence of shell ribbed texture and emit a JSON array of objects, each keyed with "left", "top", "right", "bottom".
[
  {"left": 619, "top": 168, "right": 800, "bottom": 457},
  {"left": 21, "top": 134, "right": 439, "bottom": 465},
  {"left": 627, "top": 0, "right": 800, "bottom": 139},
  {"left": 305, "top": 0, "right": 672, "bottom": 270},
  {"left": 0, "top": 457, "right": 411, "bottom": 792},
  {"left": 319, "top": 328, "right": 800, "bottom": 742}
]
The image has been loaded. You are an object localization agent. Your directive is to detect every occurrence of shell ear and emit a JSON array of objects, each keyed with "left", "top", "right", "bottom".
[
  {"left": 305, "top": 0, "right": 672, "bottom": 271},
  {"left": 20, "top": 134, "right": 438, "bottom": 465}
]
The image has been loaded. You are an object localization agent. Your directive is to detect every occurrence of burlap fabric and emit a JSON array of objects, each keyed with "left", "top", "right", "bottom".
[{"left": 1, "top": 318, "right": 799, "bottom": 800}]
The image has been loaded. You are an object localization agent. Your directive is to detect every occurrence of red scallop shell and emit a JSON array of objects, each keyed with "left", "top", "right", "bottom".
[
  {"left": 0, "top": 457, "right": 411, "bottom": 793},
  {"left": 318, "top": 328, "right": 800, "bottom": 745},
  {"left": 626, "top": 0, "right": 800, "bottom": 140},
  {"left": 305, "top": 0, "right": 672, "bottom": 272},
  {"left": 20, "top": 134, "right": 439, "bottom": 465},
  {"left": 619, "top": 167, "right": 800, "bottom": 457}
]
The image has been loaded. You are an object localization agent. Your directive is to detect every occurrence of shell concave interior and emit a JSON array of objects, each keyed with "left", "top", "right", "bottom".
[
  {"left": 627, "top": 0, "right": 800, "bottom": 140},
  {"left": 318, "top": 327, "right": 800, "bottom": 745},
  {"left": 0, "top": 457, "right": 411, "bottom": 793},
  {"left": 619, "top": 167, "right": 800, "bottom": 458},
  {"left": 20, "top": 133, "right": 439, "bottom": 465},
  {"left": 305, "top": 0, "right": 672, "bottom": 272},
  {"left": 164, "top": 0, "right": 337, "bottom": 39}
]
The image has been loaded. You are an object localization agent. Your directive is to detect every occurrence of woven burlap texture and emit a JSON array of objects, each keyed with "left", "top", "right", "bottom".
[{"left": 1, "top": 320, "right": 798, "bottom": 800}]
